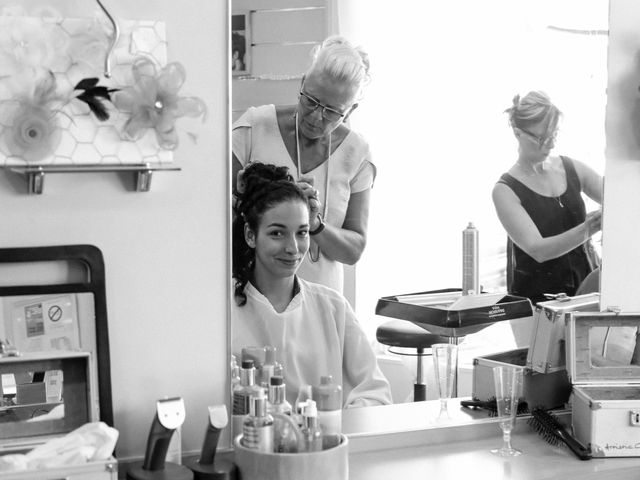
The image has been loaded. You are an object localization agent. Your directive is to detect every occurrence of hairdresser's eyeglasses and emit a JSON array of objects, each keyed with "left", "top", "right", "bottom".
[
  {"left": 519, "top": 127, "right": 558, "bottom": 148},
  {"left": 298, "top": 90, "right": 350, "bottom": 122}
]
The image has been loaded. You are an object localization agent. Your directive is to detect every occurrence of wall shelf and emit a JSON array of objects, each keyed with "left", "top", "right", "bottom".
[{"left": 3, "top": 164, "right": 181, "bottom": 194}]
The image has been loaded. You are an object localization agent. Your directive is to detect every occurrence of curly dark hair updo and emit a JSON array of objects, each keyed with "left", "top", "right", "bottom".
[{"left": 232, "top": 162, "right": 308, "bottom": 306}]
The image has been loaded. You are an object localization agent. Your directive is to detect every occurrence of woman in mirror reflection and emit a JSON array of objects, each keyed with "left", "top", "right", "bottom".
[
  {"left": 232, "top": 162, "right": 392, "bottom": 408},
  {"left": 492, "top": 91, "right": 603, "bottom": 305},
  {"left": 232, "top": 36, "right": 373, "bottom": 294}
]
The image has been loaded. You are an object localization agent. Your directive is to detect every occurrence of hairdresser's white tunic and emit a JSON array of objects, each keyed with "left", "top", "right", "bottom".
[
  {"left": 232, "top": 279, "right": 392, "bottom": 408},
  {"left": 232, "top": 104, "right": 375, "bottom": 294}
]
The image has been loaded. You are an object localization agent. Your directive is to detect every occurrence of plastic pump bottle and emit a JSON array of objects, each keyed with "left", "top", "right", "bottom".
[
  {"left": 242, "top": 391, "right": 274, "bottom": 452},
  {"left": 293, "top": 384, "right": 313, "bottom": 427},
  {"left": 300, "top": 400, "right": 323, "bottom": 452},
  {"left": 313, "top": 375, "right": 342, "bottom": 446}
]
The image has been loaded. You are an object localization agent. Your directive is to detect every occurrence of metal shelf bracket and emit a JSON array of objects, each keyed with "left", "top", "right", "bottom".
[{"left": 4, "top": 164, "right": 181, "bottom": 194}]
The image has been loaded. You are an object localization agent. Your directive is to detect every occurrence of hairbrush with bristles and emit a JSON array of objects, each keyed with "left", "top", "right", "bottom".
[
  {"left": 528, "top": 408, "right": 592, "bottom": 460},
  {"left": 461, "top": 397, "right": 529, "bottom": 417}
]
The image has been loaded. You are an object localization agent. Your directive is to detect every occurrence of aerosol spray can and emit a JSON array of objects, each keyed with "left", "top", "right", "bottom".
[{"left": 462, "top": 222, "right": 479, "bottom": 296}]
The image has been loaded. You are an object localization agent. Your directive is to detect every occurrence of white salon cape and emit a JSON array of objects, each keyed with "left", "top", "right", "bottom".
[{"left": 232, "top": 278, "right": 392, "bottom": 408}]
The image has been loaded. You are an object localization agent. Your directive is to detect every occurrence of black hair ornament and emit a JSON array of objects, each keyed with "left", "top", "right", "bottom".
[{"left": 73, "top": 77, "right": 119, "bottom": 121}]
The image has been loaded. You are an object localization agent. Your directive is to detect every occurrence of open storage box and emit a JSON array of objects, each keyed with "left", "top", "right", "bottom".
[
  {"left": 567, "top": 311, "right": 640, "bottom": 457},
  {"left": 472, "top": 293, "right": 600, "bottom": 410},
  {"left": 0, "top": 245, "right": 115, "bottom": 479}
]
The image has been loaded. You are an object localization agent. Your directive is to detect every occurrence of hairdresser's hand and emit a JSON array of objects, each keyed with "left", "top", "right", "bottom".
[
  {"left": 585, "top": 209, "right": 602, "bottom": 237},
  {"left": 297, "top": 176, "right": 321, "bottom": 215},
  {"left": 236, "top": 169, "right": 246, "bottom": 194}
]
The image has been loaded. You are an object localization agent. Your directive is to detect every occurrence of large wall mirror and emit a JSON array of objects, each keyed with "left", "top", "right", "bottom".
[{"left": 229, "top": 0, "right": 609, "bottom": 420}]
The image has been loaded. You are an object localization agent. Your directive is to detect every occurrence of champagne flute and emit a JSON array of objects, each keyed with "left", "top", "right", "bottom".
[
  {"left": 491, "top": 366, "right": 523, "bottom": 457},
  {"left": 432, "top": 343, "right": 458, "bottom": 420}
]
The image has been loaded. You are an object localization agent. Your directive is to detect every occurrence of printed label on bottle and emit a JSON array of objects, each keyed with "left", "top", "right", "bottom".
[
  {"left": 233, "top": 391, "right": 250, "bottom": 415},
  {"left": 242, "top": 424, "right": 274, "bottom": 452}
]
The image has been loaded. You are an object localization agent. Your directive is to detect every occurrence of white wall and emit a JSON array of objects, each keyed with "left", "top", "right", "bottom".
[{"left": 0, "top": 0, "right": 228, "bottom": 460}]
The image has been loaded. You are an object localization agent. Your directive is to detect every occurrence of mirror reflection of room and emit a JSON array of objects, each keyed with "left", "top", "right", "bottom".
[
  {"left": 0, "top": 293, "right": 96, "bottom": 428},
  {"left": 0, "top": 369, "right": 64, "bottom": 423},
  {"left": 590, "top": 326, "right": 640, "bottom": 366},
  {"left": 231, "top": 1, "right": 608, "bottom": 408}
]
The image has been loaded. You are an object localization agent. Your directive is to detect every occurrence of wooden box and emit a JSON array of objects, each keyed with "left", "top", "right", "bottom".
[{"left": 567, "top": 312, "right": 640, "bottom": 457}]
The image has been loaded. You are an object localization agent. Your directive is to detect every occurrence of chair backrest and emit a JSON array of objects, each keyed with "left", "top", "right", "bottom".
[{"left": 576, "top": 268, "right": 600, "bottom": 295}]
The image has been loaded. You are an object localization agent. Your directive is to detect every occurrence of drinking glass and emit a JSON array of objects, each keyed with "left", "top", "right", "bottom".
[
  {"left": 491, "top": 366, "right": 523, "bottom": 457},
  {"left": 432, "top": 343, "right": 458, "bottom": 419}
]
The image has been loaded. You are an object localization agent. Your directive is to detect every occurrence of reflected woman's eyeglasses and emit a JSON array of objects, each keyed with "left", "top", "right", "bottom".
[
  {"left": 298, "top": 90, "right": 349, "bottom": 122},
  {"left": 519, "top": 127, "right": 558, "bottom": 148}
]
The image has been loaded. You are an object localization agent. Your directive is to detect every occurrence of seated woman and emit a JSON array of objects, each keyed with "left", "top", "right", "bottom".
[{"left": 232, "top": 162, "right": 392, "bottom": 408}]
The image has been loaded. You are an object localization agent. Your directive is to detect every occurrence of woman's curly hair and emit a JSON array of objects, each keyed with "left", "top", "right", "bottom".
[{"left": 232, "top": 162, "right": 308, "bottom": 306}]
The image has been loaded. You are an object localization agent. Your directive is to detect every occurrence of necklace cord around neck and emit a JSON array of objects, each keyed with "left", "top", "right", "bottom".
[{"left": 295, "top": 112, "right": 330, "bottom": 263}]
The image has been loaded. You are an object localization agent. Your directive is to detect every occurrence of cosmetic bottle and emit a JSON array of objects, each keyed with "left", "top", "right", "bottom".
[
  {"left": 259, "top": 345, "right": 283, "bottom": 387},
  {"left": 259, "top": 346, "right": 275, "bottom": 388},
  {"left": 272, "top": 412, "right": 302, "bottom": 453},
  {"left": 313, "top": 375, "right": 342, "bottom": 447},
  {"left": 293, "top": 384, "right": 313, "bottom": 427},
  {"left": 232, "top": 359, "right": 262, "bottom": 441},
  {"left": 242, "top": 391, "right": 274, "bottom": 453},
  {"left": 462, "top": 222, "right": 479, "bottom": 295},
  {"left": 267, "top": 375, "right": 292, "bottom": 416},
  {"left": 300, "top": 400, "right": 323, "bottom": 452},
  {"left": 242, "top": 346, "right": 265, "bottom": 371},
  {"left": 267, "top": 345, "right": 284, "bottom": 377},
  {"left": 230, "top": 354, "right": 240, "bottom": 392}
]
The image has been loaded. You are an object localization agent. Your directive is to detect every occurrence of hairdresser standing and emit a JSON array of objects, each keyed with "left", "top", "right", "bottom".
[
  {"left": 232, "top": 36, "right": 374, "bottom": 294},
  {"left": 492, "top": 91, "right": 603, "bottom": 304}
]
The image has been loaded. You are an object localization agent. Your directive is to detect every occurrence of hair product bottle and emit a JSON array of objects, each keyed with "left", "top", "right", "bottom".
[
  {"left": 300, "top": 400, "right": 323, "bottom": 452},
  {"left": 242, "top": 391, "right": 274, "bottom": 452},
  {"left": 293, "top": 384, "right": 313, "bottom": 427},
  {"left": 462, "top": 222, "right": 479, "bottom": 295},
  {"left": 232, "top": 359, "right": 262, "bottom": 440},
  {"left": 259, "top": 345, "right": 277, "bottom": 388},
  {"left": 313, "top": 375, "right": 342, "bottom": 447},
  {"left": 230, "top": 354, "right": 240, "bottom": 392},
  {"left": 269, "top": 378, "right": 299, "bottom": 454},
  {"left": 267, "top": 375, "right": 292, "bottom": 416}
]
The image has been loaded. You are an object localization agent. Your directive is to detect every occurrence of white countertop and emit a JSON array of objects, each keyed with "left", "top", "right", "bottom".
[
  {"left": 344, "top": 399, "right": 640, "bottom": 479},
  {"left": 349, "top": 430, "right": 640, "bottom": 480}
]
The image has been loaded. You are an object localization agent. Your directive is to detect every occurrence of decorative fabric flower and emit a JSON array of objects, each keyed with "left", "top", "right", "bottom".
[
  {"left": 0, "top": 70, "right": 64, "bottom": 163},
  {"left": 0, "top": 16, "right": 69, "bottom": 76},
  {"left": 113, "top": 57, "right": 207, "bottom": 150},
  {"left": 3, "top": 103, "right": 62, "bottom": 162}
]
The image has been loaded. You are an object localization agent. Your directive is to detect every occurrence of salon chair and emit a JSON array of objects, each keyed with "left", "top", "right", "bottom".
[
  {"left": 576, "top": 268, "right": 600, "bottom": 295},
  {"left": 376, "top": 320, "right": 449, "bottom": 402}
]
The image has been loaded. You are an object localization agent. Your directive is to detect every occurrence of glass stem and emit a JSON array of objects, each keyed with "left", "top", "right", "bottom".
[{"left": 503, "top": 429, "right": 512, "bottom": 450}]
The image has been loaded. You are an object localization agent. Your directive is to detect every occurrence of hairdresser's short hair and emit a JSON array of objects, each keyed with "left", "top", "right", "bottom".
[{"left": 307, "top": 35, "right": 371, "bottom": 97}]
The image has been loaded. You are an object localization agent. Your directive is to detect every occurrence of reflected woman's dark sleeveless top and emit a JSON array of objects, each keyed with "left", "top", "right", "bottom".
[{"left": 497, "top": 156, "right": 593, "bottom": 304}]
